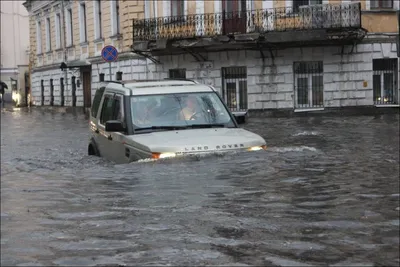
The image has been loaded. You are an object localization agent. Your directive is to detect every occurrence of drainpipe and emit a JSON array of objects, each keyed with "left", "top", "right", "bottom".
[{"left": 61, "top": 0, "right": 68, "bottom": 106}]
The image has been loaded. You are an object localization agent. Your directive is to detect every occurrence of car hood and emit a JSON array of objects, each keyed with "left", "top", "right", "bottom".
[{"left": 125, "top": 128, "right": 266, "bottom": 153}]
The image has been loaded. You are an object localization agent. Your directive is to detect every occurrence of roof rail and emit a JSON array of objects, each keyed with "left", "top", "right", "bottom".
[
  {"left": 100, "top": 80, "right": 123, "bottom": 84},
  {"left": 163, "top": 78, "right": 197, "bottom": 83}
]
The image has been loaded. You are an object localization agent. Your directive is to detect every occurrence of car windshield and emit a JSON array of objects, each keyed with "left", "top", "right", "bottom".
[{"left": 131, "top": 92, "right": 236, "bottom": 131}]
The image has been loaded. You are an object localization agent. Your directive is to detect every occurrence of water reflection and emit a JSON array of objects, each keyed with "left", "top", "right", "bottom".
[{"left": 1, "top": 108, "right": 399, "bottom": 266}]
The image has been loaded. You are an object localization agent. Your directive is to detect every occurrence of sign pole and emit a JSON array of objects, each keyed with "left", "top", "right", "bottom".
[
  {"left": 101, "top": 45, "right": 119, "bottom": 82},
  {"left": 109, "top": 62, "right": 112, "bottom": 81}
]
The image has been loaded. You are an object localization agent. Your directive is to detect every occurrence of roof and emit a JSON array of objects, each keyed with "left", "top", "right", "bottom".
[{"left": 104, "top": 79, "right": 215, "bottom": 96}]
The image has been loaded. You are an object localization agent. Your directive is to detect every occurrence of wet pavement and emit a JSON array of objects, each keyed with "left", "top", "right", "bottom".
[{"left": 1, "top": 108, "right": 399, "bottom": 266}]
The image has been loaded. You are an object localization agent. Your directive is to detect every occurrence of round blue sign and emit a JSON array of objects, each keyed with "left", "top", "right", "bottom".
[{"left": 101, "top": 45, "right": 118, "bottom": 62}]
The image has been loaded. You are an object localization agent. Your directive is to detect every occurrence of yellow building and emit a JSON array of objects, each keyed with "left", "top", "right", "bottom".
[
  {"left": 23, "top": 0, "right": 144, "bottom": 107},
  {"left": 24, "top": 0, "right": 399, "bottom": 111}
]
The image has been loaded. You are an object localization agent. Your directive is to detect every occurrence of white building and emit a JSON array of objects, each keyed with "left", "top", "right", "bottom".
[
  {"left": 1, "top": 0, "right": 30, "bottom": 106},
  {"left": 25, "top": 0, "right": 400, "bottom": 114}
]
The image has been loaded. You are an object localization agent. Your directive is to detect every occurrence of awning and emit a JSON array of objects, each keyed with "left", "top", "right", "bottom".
[{"left": 66, "top": 59, "right": 91, "bottom": 69}]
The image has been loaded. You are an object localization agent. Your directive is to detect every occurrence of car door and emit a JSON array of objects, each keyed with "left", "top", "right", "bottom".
[
  {"left": 96, "top": 92, "right": 115, "bottom": 160},
  {"left": 108, "top": 93, "right": 130, "bottom": 164}
]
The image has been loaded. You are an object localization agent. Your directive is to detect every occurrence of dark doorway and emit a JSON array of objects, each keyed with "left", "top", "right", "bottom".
[
  {"left": 71, "top": 76, "right": 76, "bottom": 107},
  {"left": 82, "top": 69, "right": 92, "bottom": 108},
  {"left": 222, "top": 0, "right": 247, "bottom": 35},
  {"left": 41, "top": 80, "right": 44, "bottom": 106},
  {"left": 60, "top": 78, "right": 64, "bottom": 106},
  {"left": 50, "top": 79, "right": 54, "bottom": 106}
]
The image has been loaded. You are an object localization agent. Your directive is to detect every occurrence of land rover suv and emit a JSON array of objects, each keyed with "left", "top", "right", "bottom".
[{"left": 88, "top": 79, "right": 266, "bottom": 163}]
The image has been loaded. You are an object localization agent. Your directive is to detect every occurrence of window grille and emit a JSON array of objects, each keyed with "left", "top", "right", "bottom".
[
  {"left": 294, "top": 61, "right": 324, "bottom": 108},
  {"left": 221, "top": 66, "right": 248, "bottom": 111},
  {"left": 373, "top": 58, "right": 398, "bottom": 105}
]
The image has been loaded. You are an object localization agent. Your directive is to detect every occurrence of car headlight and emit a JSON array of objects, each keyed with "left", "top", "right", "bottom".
[
  {"left": 152, "top": 152, "right": 177, "bottom": 159},
  {"left": 247, "top": 145, "right": 267, "bottom": 151}
]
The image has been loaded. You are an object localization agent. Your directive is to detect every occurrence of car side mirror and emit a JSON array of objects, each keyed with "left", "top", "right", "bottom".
[
  {"left": 105, "top": 120, "right": 125, "bottom": 132},
  {"left": 232, "top": 111, "right": 247, "bottom": 124}
]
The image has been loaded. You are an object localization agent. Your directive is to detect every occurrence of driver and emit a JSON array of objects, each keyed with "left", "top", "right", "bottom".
[{"left": 180, "top": 95, "right": 198, "bottom": 120}]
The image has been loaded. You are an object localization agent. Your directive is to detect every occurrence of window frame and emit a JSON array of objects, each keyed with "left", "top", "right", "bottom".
[
  {"left": 171, "top": 0, "right": 184, "bottom": 17},
  {"left": 111, "top": 0, "right": 120, "bottom": 36},
  {"left": 292, "top": 0, "right": 323, "bottom": 13},
  {"left": 66, "top": 8, "right": 73, "bottom": 46},
  {"left": 55, "top": 12, "right": 62, "bottom": 49},
  {"left": 370, "top": 0, "right": 394, "bottom": 9},
  {"left": 45, "top": 17, "right": 51, "bottom": 52},
  {"left": 91, "top": 87, "right": 105, "bottom": 118},
  {"left": 293, "top": 61, "right": 324, "bottom": 109},
  {"left": 79, "top": 2, "right": 87, "bottom": 43},
  {"left": 36, "top": 20, "right": 42, "bottom": 54},
  {"left": 99, "top": 93, "right": 126, "bottom": 132},
  {"left": 94, "top": 0, "right": 103, "bottom": 39}
]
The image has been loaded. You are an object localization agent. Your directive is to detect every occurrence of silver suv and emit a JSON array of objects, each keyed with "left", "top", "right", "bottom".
[{"left": 88, "top": 79, "right": 266, "bottom": 163}]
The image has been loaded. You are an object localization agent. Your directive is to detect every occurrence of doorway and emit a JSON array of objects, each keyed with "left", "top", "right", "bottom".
[
  {"left": 222, "top": 0, "right": 247, "bottom": 35},
  {"left": 81, "top": 69, "right": 92, "bottom": 108}
]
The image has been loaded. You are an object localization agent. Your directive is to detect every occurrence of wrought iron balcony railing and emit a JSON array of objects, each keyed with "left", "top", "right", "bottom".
[{"left": 133, "top": 2, "right": 362, "bottom": 42}]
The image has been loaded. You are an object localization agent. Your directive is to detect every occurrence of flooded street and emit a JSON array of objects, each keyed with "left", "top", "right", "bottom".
[{"left": 1, "top": 108, "right": 399, "bottom": 266}]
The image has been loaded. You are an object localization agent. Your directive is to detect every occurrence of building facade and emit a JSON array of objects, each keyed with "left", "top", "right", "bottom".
[
  {"left": 25, "top": 0, "right": 399, "bottom": 112},
  {"left": 1, "top": 0, "right": 30, "bottom": 106}
]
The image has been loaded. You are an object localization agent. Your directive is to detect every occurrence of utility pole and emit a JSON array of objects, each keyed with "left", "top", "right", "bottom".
[{"left": 61, "top": 0, "right": 68, "bottom": 105}]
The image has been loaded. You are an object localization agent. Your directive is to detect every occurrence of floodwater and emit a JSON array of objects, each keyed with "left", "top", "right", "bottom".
[{"left": 1, "top": 108, "right": 399, "bottom": 266}]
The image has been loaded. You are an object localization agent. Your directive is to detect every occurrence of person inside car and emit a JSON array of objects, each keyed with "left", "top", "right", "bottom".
[{"left": 180, "top": 95, "right": 199, "bottom": 121}]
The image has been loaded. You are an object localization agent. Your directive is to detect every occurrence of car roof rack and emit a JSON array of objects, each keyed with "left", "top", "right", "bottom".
[
  {"left": 163, "top": 78, "right": 197, "bottom": 83},
  {"left": 100, "top": 79, "right": 198, "bottom": 86}
]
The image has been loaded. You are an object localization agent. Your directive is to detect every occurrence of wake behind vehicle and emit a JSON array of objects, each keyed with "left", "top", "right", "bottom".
[{"left": 88, "top": 79, "right": 267, "bottom": 163}]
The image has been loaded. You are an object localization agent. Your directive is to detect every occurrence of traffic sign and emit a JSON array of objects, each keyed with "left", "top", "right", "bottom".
[{"left": 101, "top": 45, "right": 118, "bottom": 62}]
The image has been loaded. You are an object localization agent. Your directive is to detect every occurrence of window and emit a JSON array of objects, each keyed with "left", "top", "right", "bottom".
[
  {"left": 79, "top": 2, "right": 87, "bottom": 42},
  {"left": 100, "top": 94, "right": 114, "bottom": 124},
  {"left": 371, "top": 0, "right": 394, "bottom": 9},
  {"left": 55, "top": 13, "right": 61, "bottom": 49},
  {"left": 94, "top": 0, "right": 102, "bottom": 39},
  {"left": 221, "top": 66, "right": 248, "bottom": 111},
  {"left": 294, "top": 61, "right": 324, "bottom": 108},
  {"left": 66, "top": 8, "right": 73, "bottom": 46},
  {"left": 130, "top": 92, "right": 236, "bottom": 131},
  {"left": 36, "top": 21, "right": 42, "bottom": 54},
  {"left": 171, "top": 0, "right": 184, "bottom": 16},
  {"left": 111, "top": 0, "right": 120, "bottom": 35},
  {"left": 91, "top": 87, "right": 105, "bottom": 117},
  {"left": 293, "top": 0, "right": 322, "bottom": 13},
  {"left": 100, "top": 94, "right": 125, "bottom": 126},
  {"left": 373, "top": 58, "right": 398, "bottom": 105},
  {"left": 45, "top": 17, "right": 51, "bottom": 51},
  {"left": 169, "top": 68, "right": 186, "bottom": 79}
]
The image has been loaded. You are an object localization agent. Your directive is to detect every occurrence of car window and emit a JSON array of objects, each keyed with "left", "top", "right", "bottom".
[
  {"left": 131, "top": 92, "right": 235, "bottom": 129},
  {"left": 113, "top": 94, "right": 125, "bottom": 124},
  {"left": 100, "top": 94, "right": 114, "bottom": 125},
  {"left": 91, "top": 87, "right": 105, "bottom": 118}
]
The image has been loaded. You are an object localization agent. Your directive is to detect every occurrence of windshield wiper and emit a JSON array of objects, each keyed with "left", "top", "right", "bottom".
[
  {"left": 135, "top": 125, "right": 188, "bottom": 131},
  {"left": 187, "top": 124, "right": 225, "bottom": 128}
]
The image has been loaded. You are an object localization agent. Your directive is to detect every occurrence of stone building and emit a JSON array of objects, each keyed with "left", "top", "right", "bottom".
[
  {"left": 24, "top": 0, "right": 399, "bottom": 113},
  {"left": 1, "top": 0, "right": 30, "bottom": 106}
]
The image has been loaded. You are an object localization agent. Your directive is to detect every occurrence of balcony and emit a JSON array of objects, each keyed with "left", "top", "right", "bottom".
[{"left": 132, "top": 2, "right": 367, "bottom": 58}]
